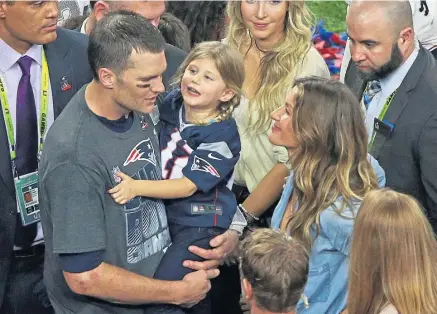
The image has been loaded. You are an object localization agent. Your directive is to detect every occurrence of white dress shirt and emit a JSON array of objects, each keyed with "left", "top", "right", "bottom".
[
  {"left": 365, "top": 42, "right": 419, "bottom": 141},
  {"left": 0, "top": 39, "right": 54, "bottom": 247}
]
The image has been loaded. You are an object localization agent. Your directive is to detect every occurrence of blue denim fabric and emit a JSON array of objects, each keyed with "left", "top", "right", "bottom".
[{"left": 271, "top": 155, "right": 385, "bottom": 314}]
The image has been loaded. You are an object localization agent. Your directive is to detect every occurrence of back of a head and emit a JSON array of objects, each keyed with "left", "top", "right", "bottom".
[
  {"left": 88, "top": 10, "right": 165, "bottom": 80},
  {"left": 158, "top": 12, "right": 191, "bottom": 53},
  {"left": 166, "top": 1, "right": 227, "bottom": 47},
  {"left": 349, "top": 188, "right": 437, "bottom": 314},
  {"left": 239, "top": 229, "right": 309, "bottom": 313}
]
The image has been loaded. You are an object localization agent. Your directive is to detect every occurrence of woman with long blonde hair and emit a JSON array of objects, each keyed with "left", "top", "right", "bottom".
[
  {"left": 270, "top": 77, "right": 384, "bottom": 313},
  {"left": 348, "top": 189, "right": 437, "bottom": 314},
  {"left": 225, "top": 0, "right": 330, "bottom": 222}
]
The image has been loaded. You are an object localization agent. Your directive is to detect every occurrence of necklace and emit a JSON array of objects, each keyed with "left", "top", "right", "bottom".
[{"left": 254, "top": 39, "right": 269, "bottom": 54}]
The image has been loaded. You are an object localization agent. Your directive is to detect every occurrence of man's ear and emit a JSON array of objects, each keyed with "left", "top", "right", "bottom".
[
  {"left": 242, "top": 278, "right": 253, "bottom": 301},
  {"left": 219, "top": 88, "right": 236, "bottom": 103},
  {"left": 93, "top": 1, "right": 110, "bottom": 22},
  {"left": 398, "top": 26, "right": 414, "bottom": 55},
  {"left": 0, "top": 1, "right": 10, "bottom": 19},
  {"left": 98, "top": 67, "right": 117, "bottom": 89}
]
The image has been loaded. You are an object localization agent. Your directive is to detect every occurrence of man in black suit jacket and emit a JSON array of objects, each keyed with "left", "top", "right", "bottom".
[
  {"left": 345, "top": 1, "right": 437, "bottom": 232},
  {"left": 79, "top": 0, "right": 187, "bottom": 89},
  {"left": 0, "top": 1, "right": 92, "bottom": 313}
]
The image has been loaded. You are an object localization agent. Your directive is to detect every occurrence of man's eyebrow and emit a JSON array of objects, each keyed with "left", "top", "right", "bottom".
[
  {"left": 347, "top": 33, "right": 378, "bottom": 45},
  {"left": 137, "top": 75, "right": 159, "bottom": 82}
]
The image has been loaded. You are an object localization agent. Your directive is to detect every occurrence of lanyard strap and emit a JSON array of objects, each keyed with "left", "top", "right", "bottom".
[
  {"left": 0, "top": 50, "right": 50, "bottom": 161},
  {"left": 369, "top": 90, "right": 396, "bottom": 148}
]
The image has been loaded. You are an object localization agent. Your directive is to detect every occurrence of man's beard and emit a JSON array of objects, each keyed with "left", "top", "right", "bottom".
[{"left": 356, "top": 43, "right": 404, "bottom": 81}]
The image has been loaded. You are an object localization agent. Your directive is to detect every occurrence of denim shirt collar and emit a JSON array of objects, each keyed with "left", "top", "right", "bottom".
[{"left": 271, "top": 172, "right": 295, "bottom": 230}]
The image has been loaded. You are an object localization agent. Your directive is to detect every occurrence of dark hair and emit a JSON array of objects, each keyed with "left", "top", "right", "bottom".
[
  {"left": 158, "top": 13, "right": 191, "bottom": 53},
  {"left": 166, "top": 1, "right": 227, "bottom": 47},
  {"left": 62, "top": 15, "right": 87, "bottom": 30},
  {"left": 88, "top": 10, "right": 165, "bottom": 80}
]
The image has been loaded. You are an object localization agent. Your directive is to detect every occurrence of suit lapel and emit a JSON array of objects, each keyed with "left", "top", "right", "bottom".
[
  {"left": 370, "top": 47, "right": 429, "bottom": 158},
  {"left": 0, "top": 102, "right": 14, "bottom": 191},
  {"left": 44, "top": 29, "right": 72, "bottom": 118},
  {"left": 344, "top": 60, "right": 366, "bottom": 101},
  {"left": 370, "top": 92, "right": 408, "bottom": 158}
]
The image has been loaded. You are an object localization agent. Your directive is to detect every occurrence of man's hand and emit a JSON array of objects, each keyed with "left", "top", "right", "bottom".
[
  {"left": 183, "top": 230, "right": 239, "bottom": 270},
  {"left": 178, "top": 269, "right": 219, "bottom": 308}
]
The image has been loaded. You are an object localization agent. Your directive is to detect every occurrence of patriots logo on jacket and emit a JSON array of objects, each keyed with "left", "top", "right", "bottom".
[
  {"left": 191, "top": 155, "right": 220, "bottom": 178},
  {"left": 124, "top": 138, "right": 157, "bottom": 167}
]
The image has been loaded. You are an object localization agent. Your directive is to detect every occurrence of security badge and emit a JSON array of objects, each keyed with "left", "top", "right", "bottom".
[
  {"left": 373, "top": 118, "right": 395, "bottom": 138},
  {"left": 191, "top": 203, "right": 223, "bottom": 215},
  {"left": 14, "top": 171, "right": 40, "bottom": 225}
]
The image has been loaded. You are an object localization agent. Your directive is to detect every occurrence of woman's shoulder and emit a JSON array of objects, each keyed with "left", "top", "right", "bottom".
[{"left": 297, "top": 46, "right": 331, "bottom": 79}]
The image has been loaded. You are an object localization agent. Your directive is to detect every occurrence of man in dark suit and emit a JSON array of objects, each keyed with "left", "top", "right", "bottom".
[
  {"left": 0, "top": 1, "right": 92, "bottom": 313},
  {"left": 344, "top": 1, "right": 437, "bottom": 232},
  {"left": 79, "top": 0, "right": 187, "bottom": 89}
]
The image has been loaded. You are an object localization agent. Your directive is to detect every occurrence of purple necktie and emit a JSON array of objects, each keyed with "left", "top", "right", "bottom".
[{"left": 14, "top": 55, "right": 38, "bottom": 248}]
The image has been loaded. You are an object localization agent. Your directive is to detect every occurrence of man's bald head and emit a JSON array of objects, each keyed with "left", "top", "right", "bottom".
[
  {"left": 92, "top": 1, "right": 165, "bottom": 28},
  {"left": 347, "top": 0, "right": 416, "bottom": 81},
  {"left": 349, "top": 1, "right": 413, "bottom": 37}
]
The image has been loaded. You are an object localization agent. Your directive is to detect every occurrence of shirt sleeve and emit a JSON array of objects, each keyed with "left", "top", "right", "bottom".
[
  {"left": 320, "top": 205, "right": 355, "bottom": 256},
  {"left": 368, "top": 153, "right": 386, "bottom": 187},
  {"left": 297, "top": 46, "right": 331, "bottom": 80},
  {"left": 272, "top": 144, "right": 291, "bottom": 169},
  {"left": 44, "top": 162, "right": 106, "bottom": 254},
  {"left": 183, "top": 121, "right": 241, "bottom": 193},
  {"left": 59, "top": 250, "right": 104, "bottom": 273}
]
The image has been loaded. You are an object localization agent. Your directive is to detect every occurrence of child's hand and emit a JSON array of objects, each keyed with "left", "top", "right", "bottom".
[{"left": 108, "top": 172, "right": 137, "bottom": 204}]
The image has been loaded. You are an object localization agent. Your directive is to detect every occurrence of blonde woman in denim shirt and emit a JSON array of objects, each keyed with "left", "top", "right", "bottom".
[{"left": 268, "top": 77, "right": 386, "bottom": 314}]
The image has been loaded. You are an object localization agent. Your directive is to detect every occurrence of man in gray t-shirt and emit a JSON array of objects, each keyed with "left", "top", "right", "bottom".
[{"left": 39, "top": 12, "right": 221, "bottom": 313}]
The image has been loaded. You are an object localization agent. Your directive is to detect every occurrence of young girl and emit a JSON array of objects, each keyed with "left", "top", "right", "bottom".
[
  {"left": 109, "top": 41, "right": 244, "bottom": 313},
  {"left": 347, "top": 188, "right": 437, "bottom": 314}
]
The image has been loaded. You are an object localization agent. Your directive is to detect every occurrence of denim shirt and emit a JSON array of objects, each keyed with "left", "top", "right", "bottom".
[{"left": 271, "top": 155, "right": 386, "bottom": 314}]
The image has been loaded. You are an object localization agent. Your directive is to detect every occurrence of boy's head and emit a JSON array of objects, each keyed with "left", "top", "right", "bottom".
[{"left": 239, "top": 229, "right": 309, "bottom": 314}]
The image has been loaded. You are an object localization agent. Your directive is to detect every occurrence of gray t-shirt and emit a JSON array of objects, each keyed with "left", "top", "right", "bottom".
[{"left": 39, "top": 86, "right": 171, "bottom": 313}]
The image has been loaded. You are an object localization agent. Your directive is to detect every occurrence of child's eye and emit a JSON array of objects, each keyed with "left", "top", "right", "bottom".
[
  {"left": 138, "top": 84, "right": 151, "bottom": 88},
  {"left": 205, "top": 76, "right": 213, "bottom": 81},
  {"left": 188, "top": 68, "right": 196, "bottom": 74}
]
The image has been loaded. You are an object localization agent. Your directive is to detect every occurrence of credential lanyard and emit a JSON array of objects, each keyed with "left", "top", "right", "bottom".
[
  {"left": 368, "top": 90, "right": 396, "bottom": 149},
  {"left": 0, "top": 50, "right": 50, "bottom": 171}
]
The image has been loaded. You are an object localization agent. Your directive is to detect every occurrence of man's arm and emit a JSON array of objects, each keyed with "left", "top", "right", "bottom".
[
  {"left": 183, "top": 164, "right": 289, "bottom": 270},
  {"left": 63, "top": 262, "right": 219, "bottom": 305},
  {"left": 419, "top": 112, "right": 437, "bottom": 233}
]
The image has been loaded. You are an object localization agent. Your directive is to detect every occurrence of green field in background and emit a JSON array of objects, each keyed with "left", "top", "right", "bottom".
[{"left": 307, "top": 1, "right": 348, "bottom": 33}]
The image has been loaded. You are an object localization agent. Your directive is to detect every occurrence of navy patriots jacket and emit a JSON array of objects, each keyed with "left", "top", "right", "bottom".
[{"left": 159, "top": 89, "right": 240, "bottom": 229}]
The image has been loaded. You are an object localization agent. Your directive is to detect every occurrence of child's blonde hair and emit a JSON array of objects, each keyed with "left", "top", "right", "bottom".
[
  {"left": 172, "top": 41, "right": 245, "bottom": 122},
  {"left": 348, "top": 188, "right": 437, "bottom": 314}
]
